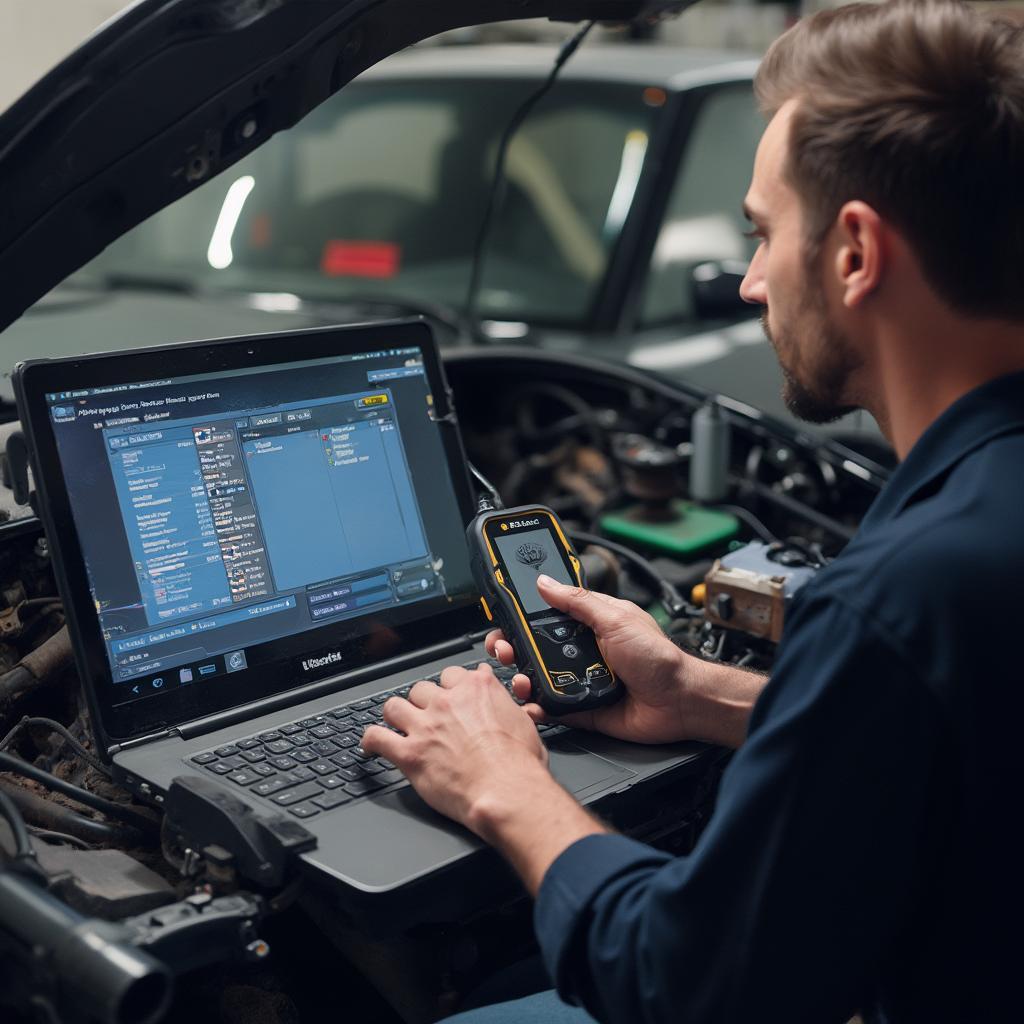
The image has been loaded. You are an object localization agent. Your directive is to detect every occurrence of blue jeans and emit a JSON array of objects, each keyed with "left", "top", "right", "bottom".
[{"left": 442, "top": 990, "right": 596, "bottom": 1024}]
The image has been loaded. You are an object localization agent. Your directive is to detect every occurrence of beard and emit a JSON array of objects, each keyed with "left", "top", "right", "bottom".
[{"left": 759, "top": 280, "right": 861, "bottom": 425}]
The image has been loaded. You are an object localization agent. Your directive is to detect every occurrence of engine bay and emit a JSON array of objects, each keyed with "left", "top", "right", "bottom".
[{"left": 0, "top": 344, "right": 883, "bottom": 1024}]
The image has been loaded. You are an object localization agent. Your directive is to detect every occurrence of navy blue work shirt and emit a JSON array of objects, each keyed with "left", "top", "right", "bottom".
[{"left": 535, "top": 370, "right": 1024, "bottom": 1023}]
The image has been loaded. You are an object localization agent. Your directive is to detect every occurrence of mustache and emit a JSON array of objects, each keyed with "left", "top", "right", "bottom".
[{"left": 758, "top": 308, "right": 772, "bottom": 344}]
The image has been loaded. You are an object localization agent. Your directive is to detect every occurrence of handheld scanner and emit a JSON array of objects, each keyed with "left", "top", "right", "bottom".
[{"left": 468, "top": 504, "right": 621, "bottom": 715}]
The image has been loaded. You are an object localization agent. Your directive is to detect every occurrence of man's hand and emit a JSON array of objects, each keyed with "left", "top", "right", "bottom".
[
  {"left": 361, "top": 663, "right": 605, "bottom": 893},
  {"left": 361, "top": 663, "right": 549, "bottom": 832},
  {"left": 488, "top": 574, "right": 765, "bottom": 749}
]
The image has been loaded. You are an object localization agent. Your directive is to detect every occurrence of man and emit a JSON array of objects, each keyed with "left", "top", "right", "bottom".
[{"left": 362, "top": 1, "right": 1024, "bottom": 1020}]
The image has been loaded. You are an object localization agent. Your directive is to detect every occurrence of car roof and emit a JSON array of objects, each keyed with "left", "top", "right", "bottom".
[{"left": 361, "top": 43, "right": 759, "bottom": 90}]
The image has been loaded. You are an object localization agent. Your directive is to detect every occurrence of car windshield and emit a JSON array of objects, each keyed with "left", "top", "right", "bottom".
[{"left": 79, "top": 75, "right": 661, "bottom": 327}]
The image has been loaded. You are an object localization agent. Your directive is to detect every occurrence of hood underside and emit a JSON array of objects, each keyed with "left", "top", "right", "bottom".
[{"left": 0, "top": 0, "right": 694, "bottom": 334}]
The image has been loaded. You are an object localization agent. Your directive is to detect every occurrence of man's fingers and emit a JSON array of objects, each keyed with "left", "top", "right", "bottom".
[
  {"left": 511, "top": 674, "right": 533, "bottom": 702},
  {"left": 439, "top": 665, "right": 471, "bottom": 688},
  {"left": 381, "top": 696, "right": 419, "bottom": 732},
  {"left": 361, "top": 724, "right": 403, "bottom": 761},
  {"left": 535, "top": 575, "right": 617, "bottom": 630},
  {"left": 408, "top": 680, "right": 440, "bottom": 707},
  {"left": 484, "top": 630, "right": 506, "bottom": 659}
]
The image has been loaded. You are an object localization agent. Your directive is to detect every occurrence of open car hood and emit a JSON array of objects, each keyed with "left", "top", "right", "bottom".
[{"left": 0, "top": 0, "right": 693, "bottom": 334}]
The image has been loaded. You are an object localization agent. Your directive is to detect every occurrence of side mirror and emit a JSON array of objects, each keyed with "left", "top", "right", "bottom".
[{"left": 690, "top": 260, "right": 750, "bottom": 319}]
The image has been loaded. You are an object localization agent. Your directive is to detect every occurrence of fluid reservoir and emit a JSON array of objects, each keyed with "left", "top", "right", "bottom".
[{"left": 689, "top": 401, "right": 730, "bottom": 503}]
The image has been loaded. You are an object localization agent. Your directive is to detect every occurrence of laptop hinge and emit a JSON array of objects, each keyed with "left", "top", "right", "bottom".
[
  {"left": 108, "top": 728, "right": 174, "bottom": 757},
  {"left": 176, "top": 633, "right": 476, "bottom": 742}
]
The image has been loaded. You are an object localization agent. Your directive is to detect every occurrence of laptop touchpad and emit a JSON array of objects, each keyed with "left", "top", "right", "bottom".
[{"left": 546, "top": 736, "right": 635, "bottom": 799}]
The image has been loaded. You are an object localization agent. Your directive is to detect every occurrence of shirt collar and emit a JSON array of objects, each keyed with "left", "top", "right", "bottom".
[{"left": 860, "top": 369, "right": 1024, "bottom": 530}]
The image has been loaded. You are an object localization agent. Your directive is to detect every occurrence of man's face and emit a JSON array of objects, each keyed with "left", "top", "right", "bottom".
[{"left": 739, "top": 102, "right": 861, "bottom": 424}]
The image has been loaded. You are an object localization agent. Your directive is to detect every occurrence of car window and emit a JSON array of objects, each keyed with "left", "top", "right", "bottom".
[
  {"left": 80, "top": 77, "right": 660, "bottom": 327},
  {"left": 640, "top": 84, "right": 763, "bottom": 326}
]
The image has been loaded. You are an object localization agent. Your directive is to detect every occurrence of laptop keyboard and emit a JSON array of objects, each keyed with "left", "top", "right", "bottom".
[{"left": 187, "top": 658, "right": 562, "bottom": 819}]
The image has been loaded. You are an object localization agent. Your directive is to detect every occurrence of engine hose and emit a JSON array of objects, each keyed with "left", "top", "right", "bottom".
[
  {"left": 0, "top": 781, "right": 130, "bottom": 846},
  {"left": 0, "top": 625, "right": 73, "bottom": 704},
  {"left": 0, "top": 751, "right": 158, "bottom": 836}
]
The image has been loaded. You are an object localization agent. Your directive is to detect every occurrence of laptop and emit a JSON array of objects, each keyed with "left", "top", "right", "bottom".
[{"left": 13, "top": 319, "right": 703, "bottom": 919}]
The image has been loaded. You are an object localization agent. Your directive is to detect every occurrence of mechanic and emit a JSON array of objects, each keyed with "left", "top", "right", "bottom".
[{"left": 362, "top": 1, "right": 1024, "bottom": 1021}]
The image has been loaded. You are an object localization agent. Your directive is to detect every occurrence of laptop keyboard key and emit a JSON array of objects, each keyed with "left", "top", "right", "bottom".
[
  {"left": 237, "top": 738, "right": 261, "bottom": 750},
  {"left": 375, "top": 769, "right": 406, "bottom": 787},
  {"left": 309, "top": 725, "right": 336, "bottom": 739},
  {"left": 329, "top": 707, "right": 353, "bottom": 719},
  {"left": 227, "top": 769, "right": 260, "bottom": 786},
  {"left": 271, "top": 782, "right": 323, "bottom": 806},
  {"left": 335, "top": 734, "right": 358, "bottom": 749},
  {"left": 299, "top": 718, "right": 320, "bottom": 729},
  {"left": 264, "top": 739, "right": 294, "bottom": 755},
  {"left": 289, "top": 733, "right": 313, "bottom": 747},
  {"left": 269, "top": 755, "right": 298, "bottom": 771},
  {"left": 343, "top": 778, "right": 382, "bottom": 798},
  {"left": 361, "top": 762, "right": 384, "bottom": 775},
  {"left": 352, "top": 711, "right": 376, "bottom": 726},
  {"left": 214, "top": 744, "right": 240, "bottom": 757},
  {"left": 292, "top": 748, "right": 318, "bottom": 763},
  {"left": 371, "top": 692, "right": 392, "bottom": 705},
  {"left": 288, "top": 803, "right": 320, "bottom": 818},
  {"left": 208, "top": 761, "right": 235, "bottom": 775},
  {"left": 252, "top": 776, "right": 290, "bottom": 797},
  {"left": 250, "top": 763, "right": 276, "bottom": 777},
  {"left": 191, "top": 752, "right": 217, "bottom": 765},
  {"left": 309, "top": 760, "right": 336, "bottom": 776},
  {"left": 319, "top": 774, "right": 346, "bottom": 789},
  {"left": 240, "top": 749, "right": 267, "bottom": 763},
  {"left": 338, "top": 766, "right": 366, "bottom": 782},
  {"left": 330, "top": 752, "right": 355, "bottom": 769},
  {"left": 312, "top": 790, "right": 352, "bottom": 810},
  {"left": 290, "top": 766, "right": 316, "bottom": 782},
  {"left": 350, "top": 700, "right": 374, "bottom": 711},
  {"left": 257, "top": 731, "right": 282, "bottom": 742}
]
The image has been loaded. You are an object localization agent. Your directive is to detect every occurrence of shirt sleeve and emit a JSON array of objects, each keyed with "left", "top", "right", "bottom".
[{"left": 533, "top": 592, "right": 945, "bottom": 1024}]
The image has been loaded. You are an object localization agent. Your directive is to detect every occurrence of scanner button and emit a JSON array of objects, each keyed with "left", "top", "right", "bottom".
[
  {"left": 554, "top": 671, "right": 579, "bottom": 686},
  {"left": 562, "top": 644, "right": 580, "bottom": 659},
  {"left": 551, "top": 624, "right": 573, "bottom": 640}
]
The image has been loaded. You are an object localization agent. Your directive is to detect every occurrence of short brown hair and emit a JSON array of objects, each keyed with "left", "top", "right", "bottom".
[{"left": 756, "top": 0, "right": 1024, "bottom": 320}]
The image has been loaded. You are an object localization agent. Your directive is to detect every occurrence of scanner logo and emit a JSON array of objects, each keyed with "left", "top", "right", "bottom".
[
  {"left": 504, "top": 518, "right": 541, "bottom": 530},
  {"left": 515, "top": 542, "right": 548, "bottom": 571},
  {"left": 302, "top": 650, "right": 343, "bottom": 672}
]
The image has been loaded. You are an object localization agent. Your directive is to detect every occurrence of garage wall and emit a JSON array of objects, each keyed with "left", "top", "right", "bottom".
[{"left": 0, "top": 0, "right": 134, "bottom": 114}]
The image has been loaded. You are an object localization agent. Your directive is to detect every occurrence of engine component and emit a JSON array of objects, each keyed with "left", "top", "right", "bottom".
[
  {"left": 161, "top": 774, "right": 316, "bottom": 888},
  {"left": 689, "top": 401, "right": 731, "bottom": 503},
  {"left": 600, "top": 501, "right": 739, "bottom": 557},
  {"left": 704, "top": 542, "right": 818, "bottom": 643},
  {"left": 0, "top": 868, "right": 172, "bottom": 1024}
]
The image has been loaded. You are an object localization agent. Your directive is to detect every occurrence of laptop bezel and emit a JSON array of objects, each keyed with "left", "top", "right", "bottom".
[{"left": 13, "top": 319, "right": 484, "bottom": 754}]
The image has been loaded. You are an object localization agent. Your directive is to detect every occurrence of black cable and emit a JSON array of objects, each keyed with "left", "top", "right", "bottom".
[
  {"left": 740, "top": 480, "right": 856, "bottom": 543},
  {"left": 0, "top": 716, "right": 112, "bottom": 778},
  {"left": 25, "top": 827, "right": 93, "bottom": 850},
  {"left": 569, "top": 530, "right": 690, "bottom": 619},
  {"left": 464, "top": 20, "right": 596, "bottom": 339},
  {"left": 468, "top": 462, "right": 504, "bottom": 511},
  {"left": 713, "top": 503, "right": 779, "bottom": 545},
  {"left": 0, "top": 751, "right": 158, "bottom": 835},
  {"left": 0, "top": 787, "right": 35, "bottom": 861}
]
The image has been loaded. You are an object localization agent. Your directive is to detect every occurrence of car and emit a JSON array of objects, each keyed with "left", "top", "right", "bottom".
[
  {"left": 0, "top": 35, "right": 884, "bottom": 459},
  {"left": 0, "top": 3, "right": 889, "bottom": 1021}
]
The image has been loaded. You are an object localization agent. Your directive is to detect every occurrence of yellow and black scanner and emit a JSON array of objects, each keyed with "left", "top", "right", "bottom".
[{"left": 468, "top": 504, "right": 621, "bottom": 715}]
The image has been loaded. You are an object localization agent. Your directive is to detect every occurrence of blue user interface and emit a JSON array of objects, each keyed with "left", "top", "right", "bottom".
[{"left": 45, "top": 346, "right": 472, "bottom": 705}]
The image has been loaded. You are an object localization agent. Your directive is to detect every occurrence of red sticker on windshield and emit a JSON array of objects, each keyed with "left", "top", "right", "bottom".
[{"left": 321, "top": 241, "right": 401, "bottom": 278}]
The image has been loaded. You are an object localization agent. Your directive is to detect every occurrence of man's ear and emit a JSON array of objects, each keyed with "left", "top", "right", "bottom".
[{"left": 833, "top": 201, "right": 884, "bottom": 308}]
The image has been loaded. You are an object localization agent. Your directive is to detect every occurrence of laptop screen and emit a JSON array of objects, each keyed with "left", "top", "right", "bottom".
[{"left": 39, "top": 333, "right": 477, "bottom": 721}]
